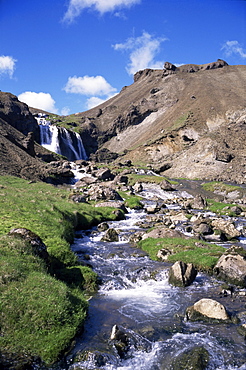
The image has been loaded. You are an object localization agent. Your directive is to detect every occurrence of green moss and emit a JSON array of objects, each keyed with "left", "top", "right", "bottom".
[{"left": 138, "top": 237, "right": 225, "bottom": 272}]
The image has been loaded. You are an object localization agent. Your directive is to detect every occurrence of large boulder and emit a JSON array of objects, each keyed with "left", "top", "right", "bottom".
[
  {"left": 213, "top": 247, "right": 246, "bottom": 287},
  {"left": 186, "top": 298, "right": 230, "bottom": 321},
  {"left": 168, "top": 261, "right": 197, "bottom": 287},
  {"left": 211, "top": 219, "right": 241, "bottom": 240}
]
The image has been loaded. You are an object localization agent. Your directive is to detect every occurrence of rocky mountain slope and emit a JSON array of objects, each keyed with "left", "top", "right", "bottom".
[
  {"left": 72, "top": 60, "right": 246, "bottom": 184},
  {"left": 0, "top": 92, "right": 73, "bottom": 182}
]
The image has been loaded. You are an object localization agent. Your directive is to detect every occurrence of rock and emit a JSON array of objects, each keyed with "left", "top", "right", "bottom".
[
  {"left": 101, "top": 228, "right": 119, "bottom": 242},
  {"left": 8, "top": 228, "right": 49, "bottom": 263},
  {"left": 144, "top": 203, "right": 160, "bottom": 214},
  {"left": 110, "top": 325, "right": 130, "bottom": 358},
  {"left": 142, "top": 227, "right": 183, "bottom": 240},
  {"left": 170, "top": 346, "right": 209, "bottom": 370},
  {"left": 97, "top": 222, "right": 109, "bottom": 232},
  {"left": 22, "top": 132, "right": 35, "bottom": 157},
  {"left": 213, "top": 249, "right": 246, "bottom": 287},
  {"left": 69, "top": 194, "right": 86, "bottom": 203},
  {"left": 186, "top": 298, "right": 230, "bottom": 321},
  {"left": 211, "top": 218, "right": 241, "bottom": 239},
  {"left": 159, "top": 179, "right": 175, "bottom": 191},
  {"left": 93, "top": 168, "right": 113, "bottom": 181},
  {"left": 164, "top": 61, "right": 177, "bottom": 71},
  {"left": 87, "top": 185, "right": 123, "bottom": 201},
  {"left": 75, "top": 176, "right": 97, "bottom": 187},
  {"left": 192, "top": 219, "right": 213, "bottom": 235},
  {"left": 168, "top": 261, "right": 197, "bottom": 287},
  {"left": 157, "top": 248, "right": 173, "bottom": 261},
  {"left": 129, "top": 231, "right": 145, "bottom": 243},
  {"left": 114, "top": 174, "right": 128, "bottom": 185},
  {"left": 230, "top": 205, "right": 243, "bottom": 215},
  {"left": 133, "top": 182, "right": 143, "bottom": 193},
  {"left": 185, "top": 194, "right": 207, "bottom": 209}
]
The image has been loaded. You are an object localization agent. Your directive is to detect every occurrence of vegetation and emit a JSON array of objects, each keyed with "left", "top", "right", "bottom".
[
  {"left": 138, "top": 237, "right": 225, "bottom": 272},
  {"left": 202, "top": 181, "right": 241, "bottom": 194},
  {"left": 118, "top": 190, "right": 143, "bottom": 209},
  {"left": 0, "top": 175, "right": 123, "bottom": 365},
  {"left": 206, "top": 199, "right": 239, "bottom": 217}
]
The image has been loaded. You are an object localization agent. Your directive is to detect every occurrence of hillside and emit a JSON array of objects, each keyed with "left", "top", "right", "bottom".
[
  {"left": 69, "top": 60, "right": 246, "bottom": 183},
  {"left": 0, "top": 60, "right": 245, "bottom": 184}
]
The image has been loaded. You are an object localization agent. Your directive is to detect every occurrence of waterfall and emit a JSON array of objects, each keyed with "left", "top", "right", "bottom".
[{"left": 38, "top": 120, "right": 87, "bottom": 161}]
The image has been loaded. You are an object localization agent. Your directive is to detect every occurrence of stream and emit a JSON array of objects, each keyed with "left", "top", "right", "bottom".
[{"left": 62, "top": 183, "right": 246, "bottom": 370}]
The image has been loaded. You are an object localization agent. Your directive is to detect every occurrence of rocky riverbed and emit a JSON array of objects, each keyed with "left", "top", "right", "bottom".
[{"left": 59, "top": 161, "right": 246, "bottom": 370}]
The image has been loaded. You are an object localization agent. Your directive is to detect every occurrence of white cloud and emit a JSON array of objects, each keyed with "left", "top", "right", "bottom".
[
  {"left": 222, "top": 40, "right": 246, "bottom": 59},
  {"left": 63, "top": 0, "right": 141, "bottom": 23},
  {"left": 64, "top": 75, "right": 117, "bottom": 96},
  {"left": 0, "top": 55, "right": 17, "bottom": 78},
  {"left": 113, "top": 31, "right": 167, "bottom": 75},
  {"left": 18, "top": 91, "right": 58, "bottom": 113},
  {"left": 61, "top": 106, "right": 71, "bottom": 116},
  {"left": 86, "top": 96, "right": 107, "bottom": 109},
  {"left": 85, "top": 93, "right": 117, "bottom": 109}
]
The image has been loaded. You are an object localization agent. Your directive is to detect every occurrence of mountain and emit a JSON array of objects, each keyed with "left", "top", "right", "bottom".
[
  {"left": 0, "top": 92, "right": 73, "bottom": 182},
  {"left": 71, "top": 60, "right": 246, "bottom": 183},
  {"left": 0, "top": 60, "right": 245, "bottom": 184}
]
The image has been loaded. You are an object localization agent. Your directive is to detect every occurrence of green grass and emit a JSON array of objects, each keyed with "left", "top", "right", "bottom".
[
  {"left": 202, "top": 181, "right": 241, "bottom": 194},
  {"left": 206, "top": 199, "right": 239, "bottom": 217},
  {"left": 0, "top": 175, "right": 124, "bottom": 365},
  {"left": 138, "top": 237, "right": 225, "bottom": 272},
  {"left": 118, "top": 191, "right": 143, "bottom": 209}
]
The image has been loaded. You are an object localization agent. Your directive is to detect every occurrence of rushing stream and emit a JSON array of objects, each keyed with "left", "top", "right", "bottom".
[{"left": 62, "top": 184, "right": 246, "bottom": 370}]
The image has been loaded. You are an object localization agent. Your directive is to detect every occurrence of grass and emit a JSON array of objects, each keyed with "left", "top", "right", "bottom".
[
  {"left": 0, "top": 175, "right": 124, "bottom": 365},
  {"left": 118, "top": 190, "right": 143, "bottom": 209},
  {"left": 138, "top": 237, "right": 225, "bottom": 272},
  {"left": 206, "top": 199, "right": 240, "bottom": 217},
  {"left": 202, "top": 181, "right": 241, "bottom": 194}
]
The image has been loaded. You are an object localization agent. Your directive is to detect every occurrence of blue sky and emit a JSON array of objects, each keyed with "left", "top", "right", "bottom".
[{"left": 0, "top": 0, "right": 245, "bottom": 115}]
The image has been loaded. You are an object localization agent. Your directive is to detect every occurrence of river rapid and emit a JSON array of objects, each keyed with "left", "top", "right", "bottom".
[{"left": 62, "top": 182, "right": 246, "bottom": 370}]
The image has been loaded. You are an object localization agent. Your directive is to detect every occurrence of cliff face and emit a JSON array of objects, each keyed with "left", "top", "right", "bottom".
[
  {"left": 0, "top": 92, "right": 40, "bottom": 142},
  {"left": 0, "top": 93, "right": 71, "bottom": 182},
  {"left": 72, "top": 61, "right": 246, "bottom": 183}
]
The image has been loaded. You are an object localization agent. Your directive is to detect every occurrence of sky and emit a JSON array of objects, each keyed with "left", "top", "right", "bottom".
[{"left": 0, "top": 0, "right": 245, "bottom": 115}]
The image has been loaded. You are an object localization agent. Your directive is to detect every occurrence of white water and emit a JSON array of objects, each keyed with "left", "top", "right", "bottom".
[
  {"left": 38, "top": 118, "right": 87, "bottom": 161},
  {"left": 68, "top": 206, "right": 246, "bottom": 370}
]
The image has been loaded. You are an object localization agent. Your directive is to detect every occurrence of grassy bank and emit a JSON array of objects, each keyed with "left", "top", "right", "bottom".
[
  {"left": 0, "top": 176, "right": 123, "bottom": 366},
  {"left": 138, "top": 237, "right": 225, "bottom": 272}
]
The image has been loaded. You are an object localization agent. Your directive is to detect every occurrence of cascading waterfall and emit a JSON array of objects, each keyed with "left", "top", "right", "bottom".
[{"left": 38, "top": 117, "right": 87, "bottom": 161}]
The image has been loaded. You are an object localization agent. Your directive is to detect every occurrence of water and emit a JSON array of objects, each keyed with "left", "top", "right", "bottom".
[
  {"left": 66, "top": 206, "right": 246, "bottom": 370},
  {"left": 38, "top": 120, "right": 87, "bottom": 161}
]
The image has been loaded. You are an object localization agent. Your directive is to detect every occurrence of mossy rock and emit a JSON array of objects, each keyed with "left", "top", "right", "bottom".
[{"left": 170, "top": 346, "right": 209, "bottom": 370}]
